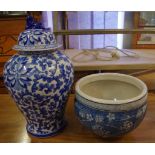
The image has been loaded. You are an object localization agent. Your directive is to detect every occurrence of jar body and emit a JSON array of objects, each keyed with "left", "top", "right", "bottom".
[{"left": 3, "top": 50, "right": 74, "bottom": 137}]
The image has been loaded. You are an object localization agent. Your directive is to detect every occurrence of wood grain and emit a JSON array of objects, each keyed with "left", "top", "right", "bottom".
[
  {"left": 0, "top": 93, "right": 155, "bottom": 143},
  {"left": 0, "top": 17, "right": 26, "bottom": 35},
  {"left": 54, "top": 29, "right": 155, "bottom": 36}
]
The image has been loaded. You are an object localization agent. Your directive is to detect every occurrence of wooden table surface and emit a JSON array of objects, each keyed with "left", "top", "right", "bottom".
[{"left": 0, "top": 93, "right": 155, "bottom": 143}]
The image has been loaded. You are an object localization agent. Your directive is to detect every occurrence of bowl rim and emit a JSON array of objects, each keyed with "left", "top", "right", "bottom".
[{"left": 75, "top": 73, "right": 148, "bottom": 105}]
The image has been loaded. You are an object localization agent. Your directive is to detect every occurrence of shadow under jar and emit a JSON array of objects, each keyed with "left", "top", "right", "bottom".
[{"left": 75, "top": 73, "right": 148, "bottom": 138}]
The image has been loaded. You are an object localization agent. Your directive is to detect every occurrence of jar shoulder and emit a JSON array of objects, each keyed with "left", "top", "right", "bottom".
[
  {"left": 3, "top": 51, "right": 74, "bottom": 83},
  {"left": 4, "top": 51, "right": 73, "bottom": 70}
]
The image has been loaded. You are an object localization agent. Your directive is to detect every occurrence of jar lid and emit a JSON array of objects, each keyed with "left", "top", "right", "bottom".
[
  {"left": 13, "top": 16, "right": 62, "bottom": 51},
  {"left": 13, "top": 29, "right": 61, "bottom": 51}
]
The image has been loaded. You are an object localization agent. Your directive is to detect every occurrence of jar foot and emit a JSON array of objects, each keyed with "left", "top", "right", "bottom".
[{"left": 26, "top": 119, "right": 67, "bottom": 138}]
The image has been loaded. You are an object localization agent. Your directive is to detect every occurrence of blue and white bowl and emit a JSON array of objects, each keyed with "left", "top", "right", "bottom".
[
  {"left": 13, "top": 29, "right": 61, "bottom": 51},
  {"left": 75, "top": 73, "right": 148, "bottom": 137}
]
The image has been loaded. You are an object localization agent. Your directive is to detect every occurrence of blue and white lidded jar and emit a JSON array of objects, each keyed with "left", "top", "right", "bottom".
[{"left": 3, "top": 26, "right": 74, "bottom": 137}]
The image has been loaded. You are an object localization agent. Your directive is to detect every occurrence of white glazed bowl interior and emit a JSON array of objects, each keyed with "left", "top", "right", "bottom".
[{"left": 76, "top": 73, "right": 147, "bottom": 104}]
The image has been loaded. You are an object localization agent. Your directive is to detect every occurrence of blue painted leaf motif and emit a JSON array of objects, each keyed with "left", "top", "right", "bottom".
[
  {"left": 40, "top": 35, "right": 46, "bottom": 44},
  {"left": 31, "top": 82, "right": 38, "bottom": 93},
  {"left": 18, "top": 78, "right": 26, "bottom": 87},
  {"left": 10, "top": 79, "right": 16, "bottom": 87},
  {"left": 3, "top": 50, "right": 74, "bottom": 136},
  {"left": 38, "top": 83, "right": 45, "bottom": 91},
  {"left": 33, "top": 35, "right": 39, "bottom": 42},
  {"left": 23, "top": 37, "right": 28, "bottom": 45},
  {"left": 29, "top": 36, "right": 34, "bottom": 44}
]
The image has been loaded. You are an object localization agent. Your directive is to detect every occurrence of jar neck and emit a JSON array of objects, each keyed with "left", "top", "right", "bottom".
[{"left": 18, "top": 50, "right": 56, "bottom": 55}]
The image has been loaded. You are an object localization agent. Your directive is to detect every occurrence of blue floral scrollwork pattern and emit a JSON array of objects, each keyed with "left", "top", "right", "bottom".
[{"left": 3, "top": 50, "right": 74, "bottom": 137}]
